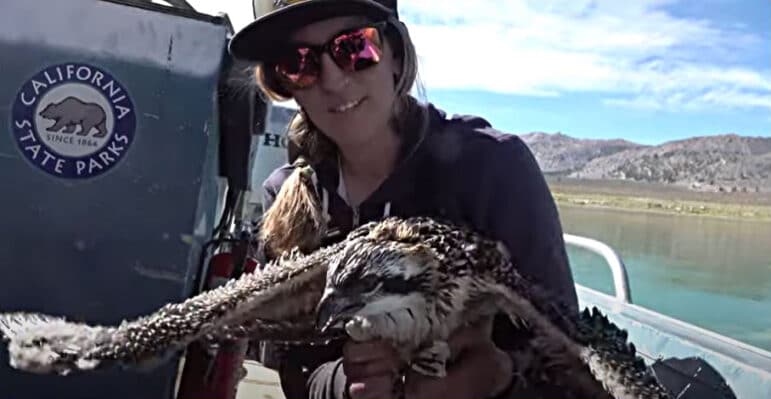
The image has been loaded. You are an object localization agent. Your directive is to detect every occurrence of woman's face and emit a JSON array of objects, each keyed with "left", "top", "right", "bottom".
[{"left": 284, "top": 16, "right": 402, "bottom": 149}]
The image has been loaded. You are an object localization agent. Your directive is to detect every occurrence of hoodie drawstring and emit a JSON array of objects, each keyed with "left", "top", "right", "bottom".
[{"left": 317, "top": 185, "right": 392, "bottom": 229}]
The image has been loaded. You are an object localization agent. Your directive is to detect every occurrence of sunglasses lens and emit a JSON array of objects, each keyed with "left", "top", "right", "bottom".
[
  {"left": 275, "top": 47, "right": 319, "bottom": 88},
  {"left": 331, "top": 26, "right": 383, "bottom": 71},
  {"left": 272, "top": 25, "right": 385, "bottom": 89}
]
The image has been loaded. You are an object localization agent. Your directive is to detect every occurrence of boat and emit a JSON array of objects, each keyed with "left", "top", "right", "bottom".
[
  {"left": 565, "top": 234, "right": 771, "bottom": 399},
  {"left": 2, "top": 1, "right": 767, "bottom": 397}
]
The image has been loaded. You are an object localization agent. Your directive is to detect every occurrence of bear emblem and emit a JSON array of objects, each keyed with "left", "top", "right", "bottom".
[{"left": 38, "top": 96, "right": 108, "bottom": 138}]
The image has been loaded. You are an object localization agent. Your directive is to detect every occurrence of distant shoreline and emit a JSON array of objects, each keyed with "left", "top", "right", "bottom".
[{"left": 547, "top": 178, "right": 771, "bottom": 222}]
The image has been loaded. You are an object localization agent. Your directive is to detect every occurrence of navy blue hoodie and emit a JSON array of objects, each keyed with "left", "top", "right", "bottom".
[{"left": 258, "top": 102, "right": 578, "bottom": 399}]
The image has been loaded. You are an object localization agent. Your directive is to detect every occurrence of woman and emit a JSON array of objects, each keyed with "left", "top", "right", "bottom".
[{"left": 229, "top": 1, "right": 578, "bottom": 398}]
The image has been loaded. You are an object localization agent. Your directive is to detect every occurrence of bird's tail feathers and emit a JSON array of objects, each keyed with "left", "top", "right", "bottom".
[
  {"left": 490, "top": 283, "right": 671, "bottom": 398},
  {"left": 576, "top": 307, "right": 672, "bottom": 399},
  {"left": 490, "top": 285, "right": 617, "bottom": 397}
]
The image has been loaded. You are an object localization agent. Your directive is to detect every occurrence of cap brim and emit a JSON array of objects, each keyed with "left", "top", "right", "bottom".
[{"left": 229, "top": 0, "right": 394, "bottom": 62}]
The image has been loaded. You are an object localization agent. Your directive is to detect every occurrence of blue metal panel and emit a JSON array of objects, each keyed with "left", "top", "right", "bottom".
[{"left": 0, "top": 0, "right": 231, "bottom": 397}]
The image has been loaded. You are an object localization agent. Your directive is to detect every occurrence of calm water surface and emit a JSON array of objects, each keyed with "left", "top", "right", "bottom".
[{"left": 558, "top": 205, "right": 771, "bottom": 352}]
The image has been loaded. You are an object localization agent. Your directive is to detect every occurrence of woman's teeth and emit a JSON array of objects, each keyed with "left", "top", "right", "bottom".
[{"left": 331, "top": 98, "right": 363, "bottom": 113}]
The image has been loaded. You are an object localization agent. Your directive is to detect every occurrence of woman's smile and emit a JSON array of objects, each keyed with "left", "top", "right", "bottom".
[{"left": 329, "top": 97, "right": 366, "bottom": 114}]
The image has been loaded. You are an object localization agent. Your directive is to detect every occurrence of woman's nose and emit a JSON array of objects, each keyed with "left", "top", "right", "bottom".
[{"left": 317, "top": 53, "right": 350, "bottom": 93}]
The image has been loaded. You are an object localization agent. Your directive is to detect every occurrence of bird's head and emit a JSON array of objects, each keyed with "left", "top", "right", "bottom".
[{"left": 315, "top": 238, "right": 437, "bottom": 333}]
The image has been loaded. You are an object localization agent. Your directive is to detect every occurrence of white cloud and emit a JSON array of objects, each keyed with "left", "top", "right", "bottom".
[
  {"left": 183, "top": 0, "right": 770, "bottom": 112},
  {"left": 398, "top": 0, "right": 771, "bottom": 112}
]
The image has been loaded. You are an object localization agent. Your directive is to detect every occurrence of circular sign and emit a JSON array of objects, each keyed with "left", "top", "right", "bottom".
[{"left": 11, "top": 63, "right": 136, "bottom": 179}]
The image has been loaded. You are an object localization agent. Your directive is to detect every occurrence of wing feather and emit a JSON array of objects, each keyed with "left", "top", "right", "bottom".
[{"left": 0, "top": 243, "right": 335, "bottom": 375}]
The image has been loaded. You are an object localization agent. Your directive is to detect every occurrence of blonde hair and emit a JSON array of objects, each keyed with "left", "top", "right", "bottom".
[
  {"left": 256, "top": 18, "right": 425, "bottom": 258},
  {"left": 258, "top": 157, "right": 327, "bottom": 258}
]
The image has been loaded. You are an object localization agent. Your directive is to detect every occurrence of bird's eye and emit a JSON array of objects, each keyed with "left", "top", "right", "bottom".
[
  {"left": 355, "top": 275, "right": 381, "bottom": 294},
  {"left": 363, "top": 275, "right": 381, "bottom": 288}
]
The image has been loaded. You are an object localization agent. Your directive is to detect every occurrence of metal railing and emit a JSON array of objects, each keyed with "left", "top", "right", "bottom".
[{"left": 563, "top": 233, "right": 632, "bottom": 304}]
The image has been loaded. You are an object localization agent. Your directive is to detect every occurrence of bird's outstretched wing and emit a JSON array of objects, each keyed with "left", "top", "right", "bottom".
[
  {"left": 0, "top": 244, "right": 335, "bottom": 375},
  {"left": 0, "top": 215, "right": 673, "bottom": 399},
  {"left": 0, "top": 312, "right": 115, "bottom": 375}
]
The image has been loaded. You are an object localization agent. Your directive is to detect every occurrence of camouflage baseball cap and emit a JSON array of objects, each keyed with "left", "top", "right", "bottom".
[{"left": 229, "top": 0, "right": 398, "bottom": 62}]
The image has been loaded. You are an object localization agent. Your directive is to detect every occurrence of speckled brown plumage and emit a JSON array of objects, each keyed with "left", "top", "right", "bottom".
[
  {"left": 0, "top": 244, "right": 334, "bottom": 374},
  {"left": 0, "top": 216, "right": 670, "bottom": 398},
  {"left": 316, "top": 216, "right": 671, "bottom": 399}
]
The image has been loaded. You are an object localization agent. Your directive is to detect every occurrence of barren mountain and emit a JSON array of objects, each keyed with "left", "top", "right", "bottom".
[
  {"left": 519, "top": 132, "right": 644, "bottom": 174},
  {"left": 520, "top": 133, "right": 771, "bottom": 193}
]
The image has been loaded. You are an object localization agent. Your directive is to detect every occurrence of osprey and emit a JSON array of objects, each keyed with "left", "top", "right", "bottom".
[{"left": 0, "top": 216, "right": 671, "bottom": 399}]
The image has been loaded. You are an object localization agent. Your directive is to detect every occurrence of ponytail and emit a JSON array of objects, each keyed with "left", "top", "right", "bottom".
[{"left": 259, "top": 156, "right": 328, "bottom": 259}]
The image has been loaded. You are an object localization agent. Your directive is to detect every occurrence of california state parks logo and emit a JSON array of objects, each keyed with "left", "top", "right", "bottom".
[{"left": 11, "top": 63, "right": 136, "bottom": 179}]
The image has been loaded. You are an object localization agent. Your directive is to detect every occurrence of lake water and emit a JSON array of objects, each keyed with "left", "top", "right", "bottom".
[{"left": 558, "top": 205, "right": 771, "bottom": 352}]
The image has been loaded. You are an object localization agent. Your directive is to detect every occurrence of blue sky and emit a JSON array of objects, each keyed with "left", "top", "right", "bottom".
[{"left": 189, "top": 0, "right": 770, "bottom": 146}]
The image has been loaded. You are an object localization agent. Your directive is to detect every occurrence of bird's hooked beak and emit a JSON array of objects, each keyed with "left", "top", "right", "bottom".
[{"left": 315, "top": 291, "right": 364, "bottom": 334}]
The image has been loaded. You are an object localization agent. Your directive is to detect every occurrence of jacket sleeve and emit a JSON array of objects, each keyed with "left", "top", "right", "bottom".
[
  {"left": 306, "top": 359, "right": 349, "bottom": 399},
  {"left": 473, "top": 134, "right": 578, "bottom": 315}
]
